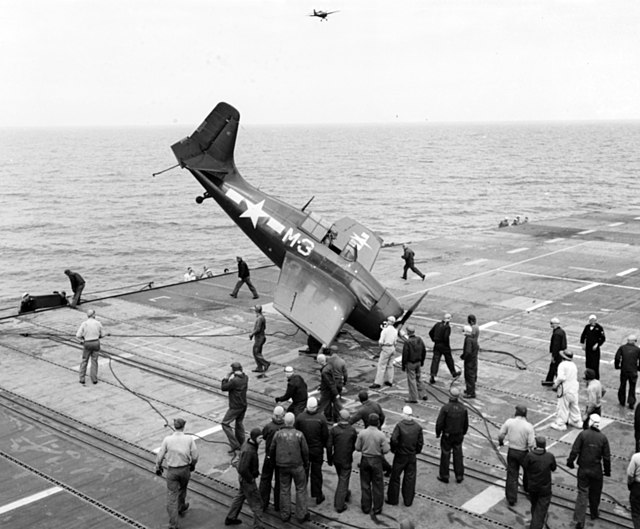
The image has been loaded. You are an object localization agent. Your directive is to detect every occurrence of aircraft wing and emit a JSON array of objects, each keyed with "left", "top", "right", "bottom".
[
  {"left": 331, "top": 217, "right": 383, "bottom": 271},
  {"left": 273, "top": 253, "right": 357, "bottom": 346}
]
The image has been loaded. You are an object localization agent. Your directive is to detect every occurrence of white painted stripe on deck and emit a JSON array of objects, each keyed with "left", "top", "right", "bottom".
[
  {"left": 479, "top": 321, "right": 498, "bottom": 330},
  {"left": 461, "top": 484, "right": 505, "bottom": 514},
  {"left": 153, "top": 426, "right": 224, "bottom": 453},
  {"left": 464, "top": 258, "right": 488, "bottom": 266},
  {"left": 507, "top": 247, "right": 529, "bottom": 254},
  {"left": 423, "top": 272, "right": 441, "bottom": 278},
  {"left": 0, "top": 487, "right": 63, "bottom": 514},
  {"left": 527, "top": 300, "right": 553, "bottom": 311},
  {"left": 608, "top": 222, "right": 624, "bottom": 227},
  {"left": 635, "top": 217, "right": 640, "bottom": 220},
  {"left": 617, "top": 268, "right": 638, "bottom": 277},
  {"left": 574, "top": 282, "right": 600, "bottom": 293},
  {"left": 577, "top": 229, "right": 596, "bottom": 235},
  {"left": 545, "top": 238, "right": 565, "bottom": 243}
]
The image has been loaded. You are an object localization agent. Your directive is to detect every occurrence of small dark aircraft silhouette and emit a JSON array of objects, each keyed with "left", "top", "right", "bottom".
[
  {"left": 171, "top": 102, "right": 425, "bottom": 346},
  {"left": 309, "top": 9, "right": 339, "bottom": 21}
]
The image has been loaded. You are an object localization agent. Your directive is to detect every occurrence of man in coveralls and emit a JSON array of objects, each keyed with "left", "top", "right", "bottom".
[{"left": 435, "top": 387, "right": 468, "bottom": 483}]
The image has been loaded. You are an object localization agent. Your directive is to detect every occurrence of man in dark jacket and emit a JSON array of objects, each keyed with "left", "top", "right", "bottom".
[
  {"left": 317, "top": 353, "right": 340, "bottom": 423},
  {"left": 567, "top": 414, "right": 611, "bottom": 529},
  {"left": 230, "top": 256, "right": 259, "bottom": 299},
  {"left": 461, "top": 324, "right": 479, "bottom": 398},
  {"left": 64, "top": 268, "right": 85, "bottom": 308},
  {"left": 327, "top": 409, "right": 358, "bottom": 513},
  {"left": 270, "top": 413, "right": 310, "bottom": 523},
  {"left": 401, "top": 244, "right": 425, "bottom": 280},
  {"left": 429, "top": 313, "right": 460, "bottom": 384},
  {"left": 275, "top": 366, "right": 308, "bottom": 416},
  {"left": 435, "top": 387, "right": 469, "bottom": 483},
  {"left": 542, "top": 317, "right": 567, "bottom": 386},
  {"left": 349, "top": 390, "right": 386, "bottom": 428},
  {"left": 221, "top": 362, "right": 249, "bottom": 459},
  {"left": 522, "top": 436, "right": 557, "bottom": 529},
  {"left": 580, "top": 314, "right": 606, "bottom": 379},
  {"left": 635, "top": 404, "right": 640, "bottom": 452},
  {"left": 327, "top": 350, "right": 348, "bottom": 396},
  {"left": 386, "top": 406, "right": 424, "bottom": 506},
  {"left": 295, "top": 397, "right": 329, "bottom": 504},
  {"left": 225, "top": 428, "right": 265, "bottom": 527},
  {"left": 259, "top": 406, "right": 285, "bottom": 512},
  {"left": 249, "top": 305, "right": 270, "bottom": 374},
  {"left": 401, "top": 326, "right": 428, "bottom": 403},
  {"left": 615, "top": 334, "right": 640, "bottom": 408}
]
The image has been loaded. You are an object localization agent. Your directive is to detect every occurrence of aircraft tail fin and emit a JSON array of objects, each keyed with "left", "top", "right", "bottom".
[{"left": 171, "top": 102, "right": 240, "bottom": 175}]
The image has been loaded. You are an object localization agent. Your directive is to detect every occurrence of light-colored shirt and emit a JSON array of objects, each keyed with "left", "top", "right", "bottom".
[
  {"left": 628, "top": 452, "right": 640, "bottom": 483},
  {"left": 76, "top": 318, "right": 104, "bottom": 341},
  {"left": 379, "top": 325, "right": 398, "bottom": 348},
  {"left": 498, "top": 416, "right": 535, "bottom": 451},
  {"left": 155, "top": 431, "right": 198, "bottom": 469},
  {"left": 586, "top": 379, "right": 603, "bottom": 414},
  {"left": 355, "top": 425, "right": 390, "bottom": 457}
]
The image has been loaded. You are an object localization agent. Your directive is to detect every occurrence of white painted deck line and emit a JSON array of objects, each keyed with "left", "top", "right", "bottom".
[
  {"left": 464, "top": 259, "right": 488, "bottom": 266},
  {"left": 608, "top": 222, "right": 624, "bottom": 227},
  {"left": 527, "top": 300, "right": 553, "bottom": 311},
  {"left": 574, "top": 283, "right": 600, "bottom": 293},
  {"left": 617, "top": 268, "right": 638, "bottom": 277},
  {"left": 577, "top": 229, "right": 597, "bottom": 235},
  {"left": 461, "top": 484, "right": 505, "bottom": 514},
  {"left": 153, "top": 425, "right": 224, "bottom": 453},
  {"left": 635, "top": 216, "right": 640, "bottom": 220},
  {"left": 422, "top": 272, "right": 441, "bottom": 278},
  {"left": 479, "top": 321, "right": 498, "bottom": 330},
  {"left": 545, "top": 238, "right": 565, "bottom": 243},
  {"left": 0, "top": 487, "right": 63, "bottom": 514},
  {"left": 507, "top": 247, "right": 529, "bottom": 254}
]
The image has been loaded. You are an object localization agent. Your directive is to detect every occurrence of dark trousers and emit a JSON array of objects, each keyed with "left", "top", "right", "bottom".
[
  {"left": 279, "top": 465, "right": 308, "bottom": 522},
  {"left": 574, "top": 468, "right": 603, "bottom": 525},
  {"left": 386, "top": 454, "right": 417, "bottom": 506},
  {"left": 583, "top": 406, "right": 602, "bottom": 430},
  {"left": 318, "top": 391, "right": 340, "bottom": 423},
  {"left": 630, "top": 482, "right": 640, "bottom": 529},
  {"left": 222, "top": 407, "right": 246, "bottom": 452},
  {"left": 439, "top": 433, "right": 464, "bottom": 481},
  {"left": 544, "top": 352, "right": 561, "bottom": 383},
  {"left": 305, "top": 454, "right": 324, "bottom": 499},
  {"left": 463, "top": 357, "right": 478, "bottom": 396},
  {"left": 619, "top": 370, "right": 638, "bottom": 407},
  {"left": 506, "top": 448, "right": 528, "bottom": 504},
  {"left": 585, "top": 349, "right": 601, "bottom": 379},
  {"left": 231, "top": 277, "right": 258, "bottom": 297},
  {"left": 333, "top": 462, "right": 352, "bottom": 511},
  {"left": 252, "top": 335, "right": 269, "bottom": 371},
  {"left": 259, "top": 456, "right": 280, "bottom": 511},
  {"left": 79, "top": 340, "right": 100, "bottom": 383},
  {"left": 360, "top": 455, "right": 384, "bottom": 514},
  {"left": 402, "top": 262, "right": 424, "bottom": 279},
  {"left": 528, "top": 489, "right": 552, "bottom": 529},
  {"left": 166, "top": 465, "right": 191, "bottom": 529},
  {"left": 71, "top": 284, "right": 84, "bottom": 308},
  {"left": 287, "top": 401, "right": 306, "bottom": 417},
  {"left": 227, "top": 477, "right": 265, "bottom": 528},
  {"left": 430, "top": 345, "right": 456, "bottom": 378}
]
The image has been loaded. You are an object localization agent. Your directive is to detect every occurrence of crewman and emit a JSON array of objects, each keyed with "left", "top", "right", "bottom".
[
  {"left": 75, "top": 309, "right": 106, "bottom": 385},
  {"left": 542, "top": 317, "right": 567, "bottom": 386},
  {"left": 615, "top": 334, "right": 640, "bottom": 409},
  {"left": 370, "top": 315, "right": 399, "bottom": 389},
  {"left": 583, "top": 368, "right": 604, "bottom": 429},
  {"left": 401, "top": 244, "right": 425, "bottom": 280},
  {"left": 550, "top": 350, "right": 582, "bottom": 431},
  {"left": 349, "top": 390, "right": 386, "bottom": 428},
  {"left": 461, "top": 324, "right": 479, "bottom": 398},
  {"left": 355, "top": 413, "right": 390, "bottom": 516},
  {"left": 270, "top": 412, "right": 310, "bottom": 523},
  {"left": 498, "top": 404, "right": 535, "bottom": 506},
  {"left": 317, "top": 353, "right": 340, "bottom": 422},
  {"left": 401, "top": 326, "right": 428, "bottom": 403},
  {"left": 249, "top": 305, "right": 270, "bottom": 375},
  {"left": 64, "top": 268, "right": 85, "bottom": 308},
  {"left": 275, "top": 366, "right": 308, "bottom": 416},
  {"left": 221, "top": 362, "right": 248, "bottom": 461},
  {"left": 295, "top": 397, "right": 329, "bottom": 504},
  {"left": 435, "top": 387, "right": 468, "bottom": 484},
  {"left": 155, "top": 418, "right": 198, "bottom": 529},
  {"left": 327, "top": 409, "right": 358, "bottom": 513},
  {"left": 626, "top": 446, "right": 640, "bottom": 528},
  {"left": 580, "top": 315, "right": 606, "bottom": 379},
  {"left": 230, "top": 256, "right": 259, "bottom": 299},
  {"left": 567, "top": 414, "right": 611, "bottom": 529},
  {"left": 259, "top": 406, "right": 285, "bottom": 512},
  {"left": 386, "top": 406, "right": 424, "bottom": 507},
  {"left": 522, "top": 436, "right": 557, "bottom": 529},
  {"left": 429, "top": 313, "right": 460, "bottom": 384},
  {"left": 326, "top": 349, "right": 348, "bottom": 397}
]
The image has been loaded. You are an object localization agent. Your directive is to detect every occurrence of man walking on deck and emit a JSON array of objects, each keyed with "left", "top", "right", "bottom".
[
  {"left": 615, "top": 334, "right": 640, "bottom": 409},
  {"left": 249, "top": 305, "right": 270, "bottom": 375},
  {"left": 155, "top": 418, "right": 198, "bottom": 529},
  {"left": 401, "top": 326, "right": 428, "bottom": 403},
  {"left": 401, "top": 244, "right": 425, "bottom": 280},
  {"left": 522, "top": 436, "right": 557, "bottom": 529},
  {"left": 429, "top": 313, "right": 460, "bottom": 384},
  {"left": 542, "top": 317, "right": 567, "bottom": 386},
  {"left": 230, "top": 256, "right": 259, "bottom": 299},
  {"left": 64, "top": 268, "right": 85, "bottom": 308},
  {"left": 461, "top": 324, "right": 479, "bottom": 398},
  {"left": 221, "top": 362, "right": 248, "bottom": 461},
  {"left": 75, "top": 309, "right": 106, "bottom": 385},
  {"left": 435, "top": 388, "right": 468, "bottom": 484},
  {"left": 580, "top": 315, "right": 606, "bottom": 379},
  {"left": 550, "top": 350, "right": 582, "bottom": 431}
]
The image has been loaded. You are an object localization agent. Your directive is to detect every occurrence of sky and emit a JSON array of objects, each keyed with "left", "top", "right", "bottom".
[{"left": 3, "top": 0, "right": 640, "bottom": 126}]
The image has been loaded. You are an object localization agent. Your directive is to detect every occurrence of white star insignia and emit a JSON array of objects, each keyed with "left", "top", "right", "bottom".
[{"left": 240, "top": 199, "right": 269, "bottom": 228}]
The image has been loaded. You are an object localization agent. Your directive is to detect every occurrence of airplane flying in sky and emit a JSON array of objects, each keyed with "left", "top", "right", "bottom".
[
  {"left": 171, "top": 102, "right": 423, "bottom": 346},
  {"left": 309, "top": 9, "right": 339, "bottom": 21}
]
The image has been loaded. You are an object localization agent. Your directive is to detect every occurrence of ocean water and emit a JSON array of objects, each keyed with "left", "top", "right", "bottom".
[{"left": 1, "top": 120, "right": 639, "bottom": 311}]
